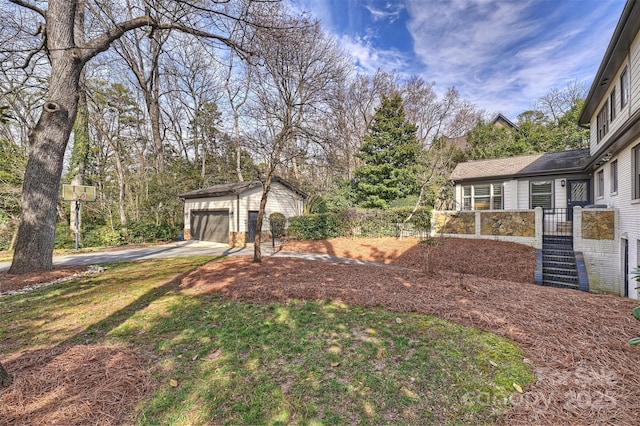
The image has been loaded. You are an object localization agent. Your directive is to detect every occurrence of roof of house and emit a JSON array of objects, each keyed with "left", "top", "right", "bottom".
[
  {"left": 491, "top": 113, "right": 519, "bottom": 131},
  {"left": 179, "top": 177, "right": 307, "bottom": 199},
  {"left": 450, "top": 149, "right": 590, "bottom": 182},
  {"left": 579, "top": 1, "right": 640, "bottom": 125}
]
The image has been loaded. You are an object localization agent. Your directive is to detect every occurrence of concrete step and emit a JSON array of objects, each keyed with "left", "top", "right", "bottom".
[
  {"left": 543, "top": 253, "right": 576, "bottom": 260},
  {"left": 543, "top": 244, "right": 573, "bottom": 251},
  {"left": 543, "top": 249, "right": 574, "bottom": 257},
  {"left": 543, "top": 267, "right": 578, "bottom": 276},
  {"left": 541, "top": 279, "right": 580, "bottom": 290},
  {"left": 543, "top": 236, "right": 573, "bottom": 242},
  {"left": 543, "top": 272, "right": 578, "bottom": 284},
  {"left": 543, "top": 260, "right": 576, "bottom": 269}
]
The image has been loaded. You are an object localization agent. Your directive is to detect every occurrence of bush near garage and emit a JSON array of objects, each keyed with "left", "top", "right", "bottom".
[{"left": 287, "top": 207, "right": 431, "bottom": 240}]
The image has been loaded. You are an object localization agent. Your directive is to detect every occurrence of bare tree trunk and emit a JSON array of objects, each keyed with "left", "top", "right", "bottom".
[
  {"left": 253, "top": 176, "right": 272, "bottom": 263},
  {"left": 69, "top": 0, "right": 88, "bottom": 240},
  {"left": 0, "top": 361, "right": 12, "bottom": 389},
  {"left": 148, "top": 93, "right": 164, "bottom": 174},
  {"left": 236, "top": 146, "right": 243, "bottom": 181},
  {"left": 8, "top": 221, "right": 19, "bottom": 251},
  {"left": 9, "top": 55, "right": 82, "bottom": 273}
]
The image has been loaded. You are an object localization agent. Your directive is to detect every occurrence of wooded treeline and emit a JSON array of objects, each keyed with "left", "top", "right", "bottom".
[{"left": 0, "top": 0, "right": 588, "bottom": 253}]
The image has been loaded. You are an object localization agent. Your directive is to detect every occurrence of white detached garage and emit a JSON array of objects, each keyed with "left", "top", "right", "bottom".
[{"left": 179, "top": 177, "right": 306, "bottom": 246}]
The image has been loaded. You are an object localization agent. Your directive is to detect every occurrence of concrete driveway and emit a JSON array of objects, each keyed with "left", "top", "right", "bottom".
[
  {"left": 0, "top": 240, "right": 388, "bottom": 272},
  {"left": 0, "top": 241, "right": 265, "bottom": 272}
]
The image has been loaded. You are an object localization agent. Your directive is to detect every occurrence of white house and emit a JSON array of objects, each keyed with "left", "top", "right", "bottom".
[
  {"left": 447, "top": 0, "right": 640, "bottom": 298},
  {"left": 180, "top": 177, "right": 305, "bottom": 246},
  {"left": 451, "top": 149, "right": 591, "bottom": 212}
]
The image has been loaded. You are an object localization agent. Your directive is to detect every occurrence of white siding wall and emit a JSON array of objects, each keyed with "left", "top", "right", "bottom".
[
  {"left": 584, "top": 27, "right": 640, "bottom": 298},
  {"left": 183, "top": 182, "right": 304, "bottom": 234},
  {"left": 454, "top": 185, "right": 462, "bottom": 209},
  {"left": 553, "top": 179, "right": 567, "bottom": 208},
  {"left": 240, "top": 182, "right": 304, "bottom": 232},
  {"left": 630, "top": 30, "right": 640, "bottom": 115},
  {"left": 460, "top": 178, "right": 576, "bottom": 210},
  {"left": 504, "top": 180, "right": 518, "bottom": 209},
  {"left": 517, "top": 180, "right": 530, "bottom": 208},
  {"left": 591, "top": 139, "right": 640, "bottom": 298},
  {"left": 590, "top": 31, "right": 640, "bottom": 156}
]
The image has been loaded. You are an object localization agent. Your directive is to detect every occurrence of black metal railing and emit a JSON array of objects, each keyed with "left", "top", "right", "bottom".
[{"left": 543, "top": 208, "right": 572, "bottom": 236}]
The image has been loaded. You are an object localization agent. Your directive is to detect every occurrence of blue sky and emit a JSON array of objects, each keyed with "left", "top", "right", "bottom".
[{"left": 290, "top": 0, "right": 625, "bottom": 121}]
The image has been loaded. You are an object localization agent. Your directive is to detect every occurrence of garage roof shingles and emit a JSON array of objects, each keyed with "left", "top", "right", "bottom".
[
  {"left": 451, "top": 149, "right": 590, "bottom": 182},
  {"left": 179, "top": 177, "right": 306, "bottom": 200}
]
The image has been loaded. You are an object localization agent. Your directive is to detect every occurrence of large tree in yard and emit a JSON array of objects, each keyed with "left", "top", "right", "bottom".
[
  {"left": 353, "top": 94, "right": 422, "bottom": 208},
  {"left": 5, "top": 0, "right": 263, "bottom": 275}
]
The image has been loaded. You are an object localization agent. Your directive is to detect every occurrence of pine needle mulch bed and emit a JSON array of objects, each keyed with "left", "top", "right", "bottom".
[
  {"left": 176, "top": 237, "right": 640, "bottom": 425},
  {"left": 0, "top": 344, "right": 150, "bottom": 426},
  {"left": 0, "top": 265, "right": 91, "bottom": 294}
]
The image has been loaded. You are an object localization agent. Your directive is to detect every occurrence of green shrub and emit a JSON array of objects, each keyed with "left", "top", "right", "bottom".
[
  {"left": 101, "top": 229, "right": 128, "bottom": 246},
  {"left": 128, "top": 222, "right": 182, "bottom": 243},
  {"left": 287, "top": 213, "right": 348, "bottom": 240},
  {"left": 304, "top": 194, "right": 328, "bottom": 214},
  {"left": 54, "top": 223, "right": 75, "bottom": 249},
  {"left": 83, "top": 225, "right": 127, "bottom": 247},
  {"left": 269, "top": 213, "right": 286, "bottom": 238},
  {"left": 630, "top": 268, "right": 640, "bottom": 346},
  {"left": 288, "top": 207, "right": 431, "bottom": 240}
]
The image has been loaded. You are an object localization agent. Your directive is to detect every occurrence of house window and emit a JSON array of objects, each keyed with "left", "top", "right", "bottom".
[
  {"left": 633, "top": 144, "right": 640, "bottom": 200},
  {"left": 597, "top": 170, "right": 604, "bottom": 198},
  {"left": 597, "top": 100, "right": 609, "bottom": 142},
  {"left": 610, "top": 160, "right": 618, "bottom": 194},
  {"left": 462, "top": 184, "right": 503, "bottom": 210},
  {"left": 610, "top": 89, "right": 616, "bottom": 120},
  {"left": 463, "top": 186, "right": 471, "bottom": 210},
  {"left": 493, "top": 184, "right": 503, "bottom": 209},
  {"left": 530, "top": 181, "right": 553, "bottom": 209},
  {"left": 621, "top": 67, "right": 629, "bottom": 108}
]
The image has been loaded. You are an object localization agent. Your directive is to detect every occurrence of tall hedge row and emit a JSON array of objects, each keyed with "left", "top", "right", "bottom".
[{"left": 287, "top": 207, "right": 431, "bottom": 240}]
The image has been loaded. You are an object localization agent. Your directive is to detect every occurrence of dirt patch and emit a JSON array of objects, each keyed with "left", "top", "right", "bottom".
[{"left": 0, "top": 344, "right": 150, "bottom": 426}]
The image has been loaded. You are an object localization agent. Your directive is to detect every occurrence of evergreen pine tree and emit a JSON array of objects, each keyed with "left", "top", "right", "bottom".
[{"left": 354, "top": 94, "right": 421, "bottom": 208}]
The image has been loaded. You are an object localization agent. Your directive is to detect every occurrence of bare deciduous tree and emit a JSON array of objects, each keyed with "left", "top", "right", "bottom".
[
  {"left": 247, "top": 13, "right": 348, "bottom": 262},
  {"left": 5, "top": 0, "right": 264, "bottom": 275}
]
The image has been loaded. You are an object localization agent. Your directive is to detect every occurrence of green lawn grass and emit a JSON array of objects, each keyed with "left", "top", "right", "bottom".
[{"left": 1, "top": 258, "right": 534, "bottom": 425}]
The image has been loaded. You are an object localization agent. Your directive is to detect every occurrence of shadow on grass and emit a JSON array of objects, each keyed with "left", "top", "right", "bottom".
[{"left": 0, "top": 257, "right": 217, "bottom": 425}]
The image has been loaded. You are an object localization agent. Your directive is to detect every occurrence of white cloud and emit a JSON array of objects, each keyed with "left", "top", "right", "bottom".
[
  {"left": 292, "top": 0, "right": 624, "bottom": 120},
  {"left": 364, "top": 1, "right": 405, "bottom": 23},
  {"left": 339, "top": 34, "right": 411, "bottom": 76},
  {"left": 404, "top": 0, "right": 623, "bottom": 118}
]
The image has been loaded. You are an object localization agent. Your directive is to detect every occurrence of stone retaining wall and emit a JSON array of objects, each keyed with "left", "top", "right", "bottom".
[
  {"left": 480, "top": 211, "right": 535, "bottom": 237},
  {"left": 433, "top": 211, "right": 475, "bottom": 235},
  {"left": 581, "top": 210, "right": 615, "bottom": 240},
  {"left": 432, "top": 209, "right": 542, "bottom": 249}
]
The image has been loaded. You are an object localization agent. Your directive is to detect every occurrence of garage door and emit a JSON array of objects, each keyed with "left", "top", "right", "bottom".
[{"left": 190, "top": 210, "right": 229, "bottom": 243}]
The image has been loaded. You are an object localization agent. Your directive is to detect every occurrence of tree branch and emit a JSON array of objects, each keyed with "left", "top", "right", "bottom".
[
  {"left": 8, "top": 0, "right": 46, "bottom": 18},
  {"left": 20, "top": 28, "right": 47, "bottom": 69},
  {"left": 155, "top": 22, "right": 246, "bottom": 54},
  {"left": 82, "top": 17, "right": 248, "bottom": 64},
  {"left": 81, "top": 16, "right": 153, "bottom": 63}
]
